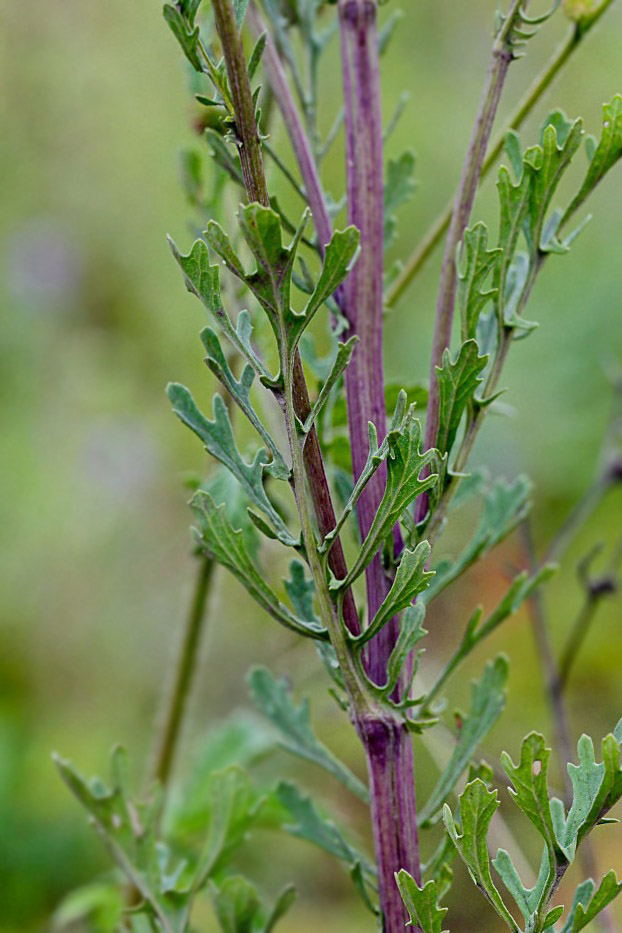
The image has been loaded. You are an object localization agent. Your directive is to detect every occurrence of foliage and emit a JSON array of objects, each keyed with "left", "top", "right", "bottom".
[{"left": 54, "top": 0, "right": 622, "bottom": 930}]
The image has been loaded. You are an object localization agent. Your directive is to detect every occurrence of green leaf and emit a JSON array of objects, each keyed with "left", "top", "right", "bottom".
[
  {"left": 235, "top": 0, "right": 251, "bottom": 27},
  {"left": 209, "top": 876, "right": 296, "bottom": 933},
  {"left": 543, "top": 904, "right": 565, "bottom": 928},
  {"left": 428, "top": 566, "right": 557, "bottom": 698},
  {"left": 321, "top": 391, "right": 411, "bottom": 554},
  {"left": 501, "top": 733, "right": 565, "bottom": 866},
  {"left": 435, "top": 340, "right": 488, "bottom": 458},
  {"left": 562, "top": 871, "right": 622, "bottom": 933},
  {"left": 443, "top": 780, "right": 518, "bottom": 930},
  {"left": 168, "top": 236, "right": 269, "bottom": 379},
  {"left": 561, "top": 871, "right": 622, "bottom": 932},
  {"left": 395, "top": 871, "right": 448, "bottom": 933},
  {"left": 163, "top": 4, "right": 201, "bottom": 71},
  {"left": 361, "top": 542, "right": 433, "bottom": 646},
  {"left": 200, "top": 327, "right": 289, "bottom": 480},
  {"left": 168, "top": 384, "right": 294, "bottom": 543},
  {"left": 191, "top": 492, "right": 326, "bottom": 640},
  {"left": 494, "top": 116, "right": 583, "bottom": 328},
  {"left": 276, "top": 781, "right": 374, "bottom": 877},
  {"left": 247, "top": 31, "right": 267, "bottom": 81},
  {"left": 492, "top": 845, "right": 551, "bottom": 925},
  {"left": 194, "top": 767, "right": 265, "bottom": 883},
  {"left": 424, "top": 476, "right": 532, "bottom": 603},
  {"left": 52, "top": 882, "right": 123, "bottom": 930},
  {"left": 384, "top": 151, "right": 417, "bottom": 248},
  {"left": 247, "top": 667, "right": 369, "bottom": 801},
  {"left": 421, "top": 657, "right": 508, "bottom": 825},
  {"left": 458, "top": 223, "right": 502, "bottom": 342},
  {"left": 563, "top": 95, "right": 622, "bottom": 223},
  {"left": 383, "top": 602, "right": 428, "bottom": 698},
  {"left": 284, "top": 560, "right": 318, "bottom": 628},
  {"left": 210, "top": 205, "right": 359, "bottom": 366},
  {"left": 338, "top": 413, "right": 439, "bottom": 588},
  {"left": 54, "top": 750, "right": 189, "bottom": 933},
  {"left": 551, "top": 734, "right": 605, "bottom": 861},
  {"left": 169, "top": 713, "right": 276, "bottom": 838},
  {"left": 302, "top": 336, "right": 358, "bottom": 434}
]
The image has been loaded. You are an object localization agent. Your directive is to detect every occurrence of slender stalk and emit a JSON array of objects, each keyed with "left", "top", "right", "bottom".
[
  {"left": 385, "top": 1, "right": 616, "bottom": 309},
  {"left": 338, "top": 3, "right": 421, "bottom": 928},
  {"left": 213, "top": 0, "right": 360, "bottom": 635},
  {"left": 149, "top": 557, "right": 215, "bottom": 788},
  {"left": 415, "top": 2, "right": 522, "bottom": 525},
  {"left": 247, "top": 2, "right": 333, "bottom": 250}
]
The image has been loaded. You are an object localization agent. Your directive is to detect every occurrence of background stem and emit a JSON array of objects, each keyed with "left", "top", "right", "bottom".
[{"left": 149, "top": 557, "right": 214, "bottom": 789}]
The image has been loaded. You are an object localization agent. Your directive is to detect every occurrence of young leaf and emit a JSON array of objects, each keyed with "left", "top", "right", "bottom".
[
  {"left": 200, "top": 327, "right": 289, "bottom": 479},
  {"left": 247, "top": 667, "right": 369, "bottom": 802},
  {"left": 420, "top": 656, "right": 508, "bottom": 825},
  {"left": 302, "top": 336, "right": 359, "bottom": 434},
  {"left": 383, "top": 602, "right": 428, "bottom": 698},
  {"left": 458, "top": 223, "right": 502, "bottom": 342},
  {"left": 338, "top": 414, "right": 439, "bottom": 588},
  {"left": 276, "top": 781, "right": 374, "bottom": 877},
  {"left": 168, "top": 236, "right": 270, "bottom": 379},
  {"left": 360, "top": 542, "right": 433, "bottom": 646},
  {"left": 168, "top": 384, "right": 294, "bottom": 543},
  {"left": 563, "top": 95, "right": 622, "bottom": 224},
  {"left": 194, "top": 767, "right": 265, "bottom": 882},
  {"left": 435, "top": 340, "right": 488, "bottom": 458},
  {"left": 443, "top": 780, "right": 518, "bottom": 930},
  {"left": 394, "top": 871, "right": 448, "bottom": 933},
  {"left": 191, "top": 492, "right": 326, "bottom": 640},
  {"left": 163, "top": 4, "right": 201, "bottom": 72}
]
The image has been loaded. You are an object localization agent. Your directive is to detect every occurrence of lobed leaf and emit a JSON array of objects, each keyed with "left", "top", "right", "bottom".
[
  {"left": 395, "top": 871, "right": 449, "bottom": 933},
  {"left": 168, "top": 384, "right": 294, "bottom": 543},
  {"left": 247, "top": 667, "right": 369, "bottom": 801},
  {"left": 563, "top": 95, "right": 622, "bottom": 224},
  {"left": 276, "top": 781, "right": 375, "bottom": 878},
  {"left": 360, "top": 542, "right": 433, "bottom": 646},
  {"left": 201, "top": 327, "right": 289, "bottom": 479},
  {"left": 191, "top": 492, "right": 326, "bottom": 639},
  {"left": 561, "top": 871, "right": 622, "bottom": 932},
  {"left": 458, "top": 223, "right": 502, "bottom": 342},
  {"left": 443, "top": 780, "right": 518, "bottom": 930},
  {"left": 435, "top": 339, "right": 488, "bottom": 458},
  {"left": 383, "top": 602, "right": 428, "bottom": 698}
]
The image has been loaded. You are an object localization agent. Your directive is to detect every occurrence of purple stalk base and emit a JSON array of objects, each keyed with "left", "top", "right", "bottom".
[
  {"left": 358, "top": 715, "right": 422, "bottom": 931},
  {"left": 340, "top": 2, "right": 421, "bottom": 928}
]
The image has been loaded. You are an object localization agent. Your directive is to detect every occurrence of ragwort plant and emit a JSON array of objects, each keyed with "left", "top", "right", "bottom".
[{"left": 54, "top": 0, "right": 622, "bottom": 930}]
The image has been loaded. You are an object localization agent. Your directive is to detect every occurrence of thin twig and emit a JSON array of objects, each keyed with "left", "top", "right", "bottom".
[
  {"left": 415, "top": 0, "right": 522, "bottom": 524},
  {"left": 385, "top": 3, "right": 616, "bottom": 309}
]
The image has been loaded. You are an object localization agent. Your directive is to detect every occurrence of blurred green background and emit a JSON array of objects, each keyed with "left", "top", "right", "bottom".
[{"left": 1, "top": 0, "right": 622, "bottom": 930}]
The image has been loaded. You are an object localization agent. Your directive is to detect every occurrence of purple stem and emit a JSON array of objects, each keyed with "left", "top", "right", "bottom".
[{"left": 339, "top": 2, "right": 421, "bottom": 927}]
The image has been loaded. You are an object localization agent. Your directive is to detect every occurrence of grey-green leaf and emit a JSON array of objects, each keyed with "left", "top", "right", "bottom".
[
  {"left": 191, "top": 492, "right": 326, "bottom": 640},
  {"left": 458, "top": 223, "right": 502, "bottom": 342},
  {"left": 421, "top": 656, "right": 508, "bottom": 825},
  {"left": 563, "top": 95, "right": 622, "bottom": 224},
  {"left": 247, "top": 667, "right": 368, "bottom": 801},
  {"left": 200, "top": 327, "right": 289, "bottom": 479},
  {"left": 168, "top": 383, "right": 293, "bottom": 542}
]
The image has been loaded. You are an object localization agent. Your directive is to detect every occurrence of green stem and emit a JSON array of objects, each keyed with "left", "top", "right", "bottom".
[{"left": 149, "top": 557, "right": 215, "bottom": 789}]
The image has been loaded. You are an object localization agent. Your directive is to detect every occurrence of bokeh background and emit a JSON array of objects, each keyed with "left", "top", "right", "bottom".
[{"left": 2, "top": 0, "right": 622, "bottom": 930}]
